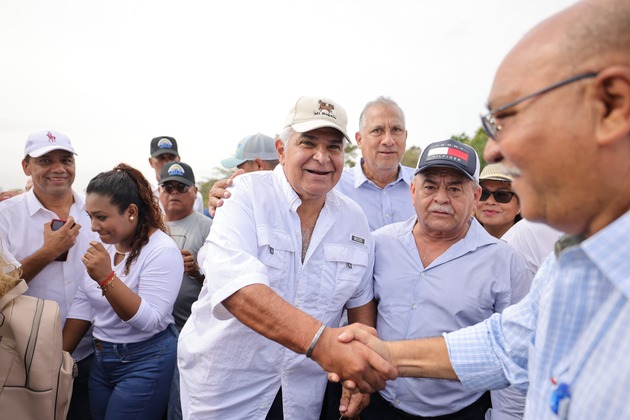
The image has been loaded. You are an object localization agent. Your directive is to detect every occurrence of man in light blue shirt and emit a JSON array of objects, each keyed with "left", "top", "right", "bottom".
[
  {"left": 360, "top": 141, "right": 532, "bottom": 420},
  {"left": 335, "top": 96, "right": 415, "bottom": 232},
  {"left": 336, "top": 1, "right": 630, "bottom": 418}
]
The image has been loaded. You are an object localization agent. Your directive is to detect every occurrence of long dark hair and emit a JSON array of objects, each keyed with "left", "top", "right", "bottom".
[{"left": 86, "top": 163, "right": 166, "bottom": 275}]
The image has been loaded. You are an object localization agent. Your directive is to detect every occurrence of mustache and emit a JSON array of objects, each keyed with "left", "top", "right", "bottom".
[
  {"left": 505, "top": 167, "right": 522, "bottom": 178},
  {"left": 428, "top": 204, "right": 454, "bottom": 215}
]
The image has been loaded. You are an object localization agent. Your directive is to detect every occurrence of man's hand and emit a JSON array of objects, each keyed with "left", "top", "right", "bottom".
[
  {"left": 43, "top": 216, "right": 80, "bottom": 260},
  {"left": 207, "top": 169, "right": 244, "bottom": 217},
  {"left": 338, "top": 387, "right": 370, "bottom": 418},
  {"left": 327, "top": 324, "right": 395, "bottom": 387},
  {"left": 181, "top": 249, "right": 203, "bottom": 282},
  {"left": 310, "top": 323, "right": 396, "bottom": 394}
]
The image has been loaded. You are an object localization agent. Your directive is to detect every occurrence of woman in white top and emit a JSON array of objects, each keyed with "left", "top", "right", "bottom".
[{"left": 63, "top": 163, "right": 183, "bottom": 420}]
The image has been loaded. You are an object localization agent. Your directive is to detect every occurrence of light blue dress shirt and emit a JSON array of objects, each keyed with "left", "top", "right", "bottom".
[
  {"left": 446, "top": 210, "right": 630, "bottom": 419},
  {"left": 373, "top": 216, "right": 533, "bottom": 416},
  {"left": 335, "top": 161, "right": 415, "bottom": 231}
]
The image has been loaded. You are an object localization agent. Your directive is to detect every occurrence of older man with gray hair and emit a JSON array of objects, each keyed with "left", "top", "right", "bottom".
[{"left": 177, "top": 96, "right": 394, "bottom": 419}]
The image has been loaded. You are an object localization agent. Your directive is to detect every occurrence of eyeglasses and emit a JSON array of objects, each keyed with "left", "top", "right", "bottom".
[
  {"left": 161, "top": 183, "right": 190, "bottom": 194},
  {"left": 480, "top": 189, "right": 515, "bottom": 204},
  {"left": 481, "top": 71, "right": 598, "bottom": 139}
]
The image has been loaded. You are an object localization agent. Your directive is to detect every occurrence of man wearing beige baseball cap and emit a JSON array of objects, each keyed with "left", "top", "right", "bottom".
[{"left": 178, "top": 96, "right": 393, "bottom": 419}]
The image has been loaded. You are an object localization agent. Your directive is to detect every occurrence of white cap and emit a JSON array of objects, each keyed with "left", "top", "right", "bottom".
[{"left": 24, "top": 130, "right": 76, "bottom": 158}]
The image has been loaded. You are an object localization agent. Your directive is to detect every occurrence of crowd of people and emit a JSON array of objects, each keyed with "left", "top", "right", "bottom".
[{"left": 0, "top": 0, "right": 629, "bottom": 419}]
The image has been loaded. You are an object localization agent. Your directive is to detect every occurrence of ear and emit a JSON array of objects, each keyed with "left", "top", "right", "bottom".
[
  {"left": 593, "top": 66, "right": 630, "bottom": 146},
  {"left": 410, "top": 178, "right": 417, "bottom": 206},
  {"left": 126, "top": 203, "right": 139, "bottom": 220},
  {"left": 253, "top": 158, "right": 264, "bottom": 170},
  {"left": 355, "top": 131, "right": 362, "bottom": 147},
  {"left": 276, "top": 139, "right": 286, "bottom": 165},
  {"left": 148, "top": 157, "right": 156, "bottom": 169},
  {"left": 472, "top": 184, "right": 482, "bottom": 203},
  {"left": 22, "top": 159, "right": 31, "bottom": 176}
]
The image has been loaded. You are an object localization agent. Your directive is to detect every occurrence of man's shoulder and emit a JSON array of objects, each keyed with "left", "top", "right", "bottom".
[{"left": 0, "top": 191, "right": 28, "bottom": 212}]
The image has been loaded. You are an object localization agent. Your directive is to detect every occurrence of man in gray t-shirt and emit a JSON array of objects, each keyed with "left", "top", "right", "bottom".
[
  {"left": 159, "top": 161, "right": 212, "bottom": 420},
  {"left": 159, "top": 161, "right": 212, "bottom": 330}
]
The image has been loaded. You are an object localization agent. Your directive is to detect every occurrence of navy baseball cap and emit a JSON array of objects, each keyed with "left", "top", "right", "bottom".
[{"left": 415, "top": 140, "right": 480, "bottom": 183}]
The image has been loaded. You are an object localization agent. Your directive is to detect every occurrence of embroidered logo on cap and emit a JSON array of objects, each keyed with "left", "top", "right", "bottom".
[
  {"left": 157, "top": 138, "right": 174, "bottom": 149},
  {"left": 47, "top": 131, "right": 56, "bottom": 142},
  {"left": 427, "top": 145, "right": 469, "bottom": 162},
  {"left": 167, "top": 163, "right": 185, "bottom": 176},
  {"left": 315, "top": 99, "right": 337, "bottom": 120}
]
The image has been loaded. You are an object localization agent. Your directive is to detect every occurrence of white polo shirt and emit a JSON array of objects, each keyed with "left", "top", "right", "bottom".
[
  {"left": 178, "top": 165, "right": 374, "bottom": 419},
  {"left": 0, "top": 189, "right": 98, "bottom": 360}
]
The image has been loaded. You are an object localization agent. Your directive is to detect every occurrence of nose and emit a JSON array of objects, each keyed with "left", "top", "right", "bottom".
[
  {"left": 50, "top": 160, "right": 66, "bottom": 172},
  {"left": 90, "top": 219, "right": 99, "bottom": 232},
  {"left": 382, "top": 131, "right": 395, "bottom": 146},
  {"left": 313, "top": 145, "right": 331, "bottom": 164},
  {"left": 433, "top": 185, "right": 450, "bottom": 203},
  {"left": 483, "top": 139, "right": 503, "bottom": 163}
]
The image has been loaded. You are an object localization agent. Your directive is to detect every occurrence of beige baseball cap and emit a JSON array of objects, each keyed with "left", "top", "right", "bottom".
[{"left": 283, "top": 96, "right": 350, "bottom": 142}]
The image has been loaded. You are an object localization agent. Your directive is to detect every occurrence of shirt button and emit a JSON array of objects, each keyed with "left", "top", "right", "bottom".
[
  {"left": 385, "top": 213, "right": 390, "bottom": 218},
  {"left": 420, "top": 273, "right": 426, "bottom": 277},
  {"left": 395, "top": 399, "right": 401, "bottom": 404},
  {"left": 412, "top": 304, "right": 418, "bottom": 309}
]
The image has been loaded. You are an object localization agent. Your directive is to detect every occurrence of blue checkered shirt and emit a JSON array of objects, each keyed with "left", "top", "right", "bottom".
[{"left": 446, "top": 210, "right": 630, "bottom": 419}]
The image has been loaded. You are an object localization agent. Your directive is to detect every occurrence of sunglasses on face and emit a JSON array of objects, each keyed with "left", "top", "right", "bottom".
[
  {"left": 161, "top": 183, "right": 190, "bottom": 194},
  {"left": 480, "top": 189, "right": 515, "bottom": 204}
]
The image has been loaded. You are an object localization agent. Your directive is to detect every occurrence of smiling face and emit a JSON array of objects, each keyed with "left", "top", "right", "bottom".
[
  {"left": 22, "top": 150, "right": 75, "bottom": 201},
  {"left": 277, "top": 127, "right": 344, "bottom": 205},
  {"left": 86, "top": 193, "right": 137, "bottom": 247},
  {"left": 356, "top": 103, "right": 407, "bottom": 182},
  {"left": 412, "top": 167, "right": 480, "bottom": 239},
  {"left": 475, "top": 179, "right": 520, "bottom": 236},
  {"left": 481, "top": 6, "right": 606, "bottom": 235}
]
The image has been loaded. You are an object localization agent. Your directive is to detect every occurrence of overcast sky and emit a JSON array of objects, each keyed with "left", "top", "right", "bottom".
[{"left": 0, "top": 0, "right": 577, "bottom": 192}]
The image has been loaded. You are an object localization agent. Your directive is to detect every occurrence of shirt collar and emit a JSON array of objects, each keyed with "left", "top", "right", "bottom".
[
  {"left": 25, "top": 188, "right": 84, "bottom": 217},
  {"left": 352, "top": 158, "right": 409, "bottom": 189},
  {"left": 580, "top": 210, "right": 630, "bottom": 297},
  {"left": 272, "top": 164, "right": 341, "bottom": 213}
]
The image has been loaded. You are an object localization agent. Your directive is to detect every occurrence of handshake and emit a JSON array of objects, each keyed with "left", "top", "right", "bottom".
[{"left": 313, "top": 323, "right": 455, "bottom": 418}]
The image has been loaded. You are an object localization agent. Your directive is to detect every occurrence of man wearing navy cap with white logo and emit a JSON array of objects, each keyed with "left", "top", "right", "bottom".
[
  {"left": 148, "top": 136, "right": 205, "bottom": 214},
  {"left": 354, "top": 140, "right": 532, "bottom": 420},
  {"left": 158, "top": 161, "right": 212, "bottom": 420}
]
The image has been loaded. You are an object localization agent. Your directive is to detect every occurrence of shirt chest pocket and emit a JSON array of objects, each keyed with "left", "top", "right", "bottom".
[
  {"left": 257, "top": 228, "right": 294, "bottom": 289},
  {"left": 318, "top": 244, "right": 369, "bottom": 313}
]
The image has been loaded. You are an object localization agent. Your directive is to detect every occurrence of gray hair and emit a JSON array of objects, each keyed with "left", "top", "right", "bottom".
[
  {"left": 279, "top": 126, "right": 347, "bottom": 148},
  {"left": 279, "top": 127, "right": 295, "bottom": 147},
  {"left": 358, "top": 96, "right": 406, "bottom": 132}
]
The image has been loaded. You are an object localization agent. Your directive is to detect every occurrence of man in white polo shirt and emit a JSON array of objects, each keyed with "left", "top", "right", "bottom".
[
  {"left": 177, "top": 96, "right": 395, "bottom": 419},
  {"left": 0, "top": 130, "right": 97, "bottom": 420}
]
